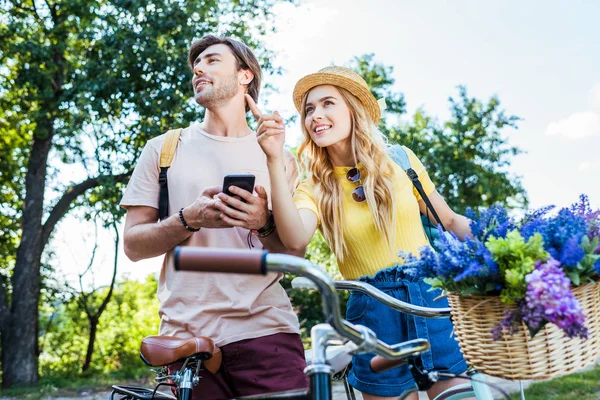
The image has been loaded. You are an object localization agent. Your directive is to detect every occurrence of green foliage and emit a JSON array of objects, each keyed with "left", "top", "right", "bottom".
[
  {"left": 347, "top": 55, "right": 528, "bottom": 214},
  {"left": 347, "top": 54, "right": 406, "bottom": 117},
  {"left": 39, "top": 276, "right": 160, "bottom": 377},
  {"left": 570, "top": 236, "right": 600, "bottom": 286},
  {"left": 0, "top": 0, "right": 283, "bottom": 385},
  {"left": 389, "top": 89, "right": 527, "bottom": 213},
  {"left": 486, "top": 231, "right": 548, "bottom": 304},
  {"left": 280, "top": 231, "right": 348, "bottom": 347}
]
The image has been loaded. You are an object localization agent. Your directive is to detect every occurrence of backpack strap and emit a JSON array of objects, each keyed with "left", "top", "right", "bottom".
[
  {"left": 158, "top": 128, "right": 182, "bottom": 220},
  {"left": 388, "top": 145, "right": 446, "bottom": 231}
]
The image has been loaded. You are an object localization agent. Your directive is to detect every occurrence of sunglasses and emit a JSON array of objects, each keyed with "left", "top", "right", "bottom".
[{"left": 346, "top": 167, "right": 366, "bottom": 202}]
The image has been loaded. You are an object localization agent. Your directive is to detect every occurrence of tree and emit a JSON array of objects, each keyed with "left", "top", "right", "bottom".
[
  {"left": 349, "top": 54, "right": 528, "bottom": 213},
  {"left": 0, "top": 0, "right": 281, "bottom": 388}
]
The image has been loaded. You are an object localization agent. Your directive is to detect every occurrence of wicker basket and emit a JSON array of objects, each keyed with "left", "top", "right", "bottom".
[{"left": 447, "top": 281, "right": 600, "bottom": 381}]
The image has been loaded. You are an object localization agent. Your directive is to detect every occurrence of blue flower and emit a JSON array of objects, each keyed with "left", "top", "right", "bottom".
[
  {"left": 467, "top": 205, "right": 515, "bottom": 242},
  {"left": 559, "top": 236, "right": 585, "bottom": 267}
]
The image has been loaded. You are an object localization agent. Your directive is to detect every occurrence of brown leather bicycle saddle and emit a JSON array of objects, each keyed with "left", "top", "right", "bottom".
[{"left": 140, "top": 336, "right": 222, "bottom": 373}]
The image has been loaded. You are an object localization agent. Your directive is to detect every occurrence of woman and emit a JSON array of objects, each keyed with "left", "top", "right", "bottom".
[{"left": 227, "top": 66, "right": 470, "bottom": 399}]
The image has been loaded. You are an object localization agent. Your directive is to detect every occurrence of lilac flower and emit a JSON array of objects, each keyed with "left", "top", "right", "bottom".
[
  {"left": 491, "top": 309, "right": 519, "bottom": 340},
  {"left": 522, "top": 258, "right": 588, "bottom": 339}
]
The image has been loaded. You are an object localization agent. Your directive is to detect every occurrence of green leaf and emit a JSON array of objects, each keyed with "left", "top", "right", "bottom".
[
  {"left": 527, "top": 321, "right": 548, "bottom": 339},
  {"left": 568, "top": 271, "right": 581, "bottom": 286}
]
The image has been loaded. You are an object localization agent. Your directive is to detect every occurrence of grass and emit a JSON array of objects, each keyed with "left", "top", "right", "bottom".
[
  {"left": 0, "top": 367, "right": 153, "bottom": 400},
  {"left": 518, "top": 365, "right": 600, "bottom": 400},
  {"left": 1, "top": 365, "right": 599, "bottom": 399}
]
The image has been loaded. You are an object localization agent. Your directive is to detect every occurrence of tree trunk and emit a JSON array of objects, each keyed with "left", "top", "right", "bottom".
[
  {"left": 1, "top": 133, "right": 52, "bottom": 388},
  {"left": 82, "top": 318, "right": 98, "bottom": 373}
]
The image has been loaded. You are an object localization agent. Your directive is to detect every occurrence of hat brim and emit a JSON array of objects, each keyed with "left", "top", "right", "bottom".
[{"left": 293, "top": 71, "right": 381, "bottom": 124}]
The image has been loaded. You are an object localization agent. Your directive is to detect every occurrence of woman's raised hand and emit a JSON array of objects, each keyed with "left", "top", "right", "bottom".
[{"left": 245, "top": 94, "right": 285, "bottom": 161}]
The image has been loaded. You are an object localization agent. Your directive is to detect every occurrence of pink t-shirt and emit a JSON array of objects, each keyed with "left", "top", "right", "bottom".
[{"left": 120, "top": 124, "right": 300, "bottom": 347}]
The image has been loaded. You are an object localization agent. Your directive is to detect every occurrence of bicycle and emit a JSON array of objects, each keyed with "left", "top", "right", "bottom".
[
  {"left": 111, "top": 247, "right": 511, "bottom": 400},
  {"left": 292, "top": 277, "right": 511, "bottom": 400}
]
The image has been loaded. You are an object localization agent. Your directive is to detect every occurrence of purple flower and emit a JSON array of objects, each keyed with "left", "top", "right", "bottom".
[
  {"left": 491, "top": 309, "right": 520, "bottom": 340},
  {"left": 522, "top": 258, "right": 588, "bottom": 339}
]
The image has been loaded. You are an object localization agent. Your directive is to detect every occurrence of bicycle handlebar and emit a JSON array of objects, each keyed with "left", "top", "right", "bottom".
[
  {"left": 293, "top": 277, "right": 451, "bottom": 318},
  {"left": 334, "top": 280, "right": 451, "bottom": 318},
  {"left": 174, "top": 247, "right": 267, "bottom": 274},
  {"left": 174, "top": 247, "right": 430, "bottom": 362}
]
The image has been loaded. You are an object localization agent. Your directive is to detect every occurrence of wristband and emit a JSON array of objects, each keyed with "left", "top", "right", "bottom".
[
  {"left": 179, "top": 208, "right": 200, "bottom": 232},
  {"left": 252, "top": 211, "right": 276, "bottom": 238}
]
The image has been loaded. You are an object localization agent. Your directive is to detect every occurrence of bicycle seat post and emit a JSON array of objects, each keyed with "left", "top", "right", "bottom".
[{"left": 305, "top": 324, "right": 339, "bottom": 400}]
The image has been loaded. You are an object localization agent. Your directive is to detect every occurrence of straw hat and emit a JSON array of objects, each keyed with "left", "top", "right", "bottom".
[{"left": 293, "top": 66, "right": 382, "bottom": 124}]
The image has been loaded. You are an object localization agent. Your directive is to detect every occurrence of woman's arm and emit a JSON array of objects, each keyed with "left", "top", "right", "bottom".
[
  {"left": 245, "top": 94, "right": 318, "bottom": 251},
  {"left": 418, "top": 190, "right": 472, "bottom": 240},
  {"left": 267, "top": 157, "right": 318, "bottom": 251}
]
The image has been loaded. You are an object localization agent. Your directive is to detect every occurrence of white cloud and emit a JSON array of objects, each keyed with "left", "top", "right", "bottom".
[
  {"left": 545, "top": 111, "right": 600, "bottom": 139},
  {"left": 590, "top": 83, "right": 600, "bottom": 112},
  {"left": 578, "top": 160, "right": 600, "bottom": 172}
]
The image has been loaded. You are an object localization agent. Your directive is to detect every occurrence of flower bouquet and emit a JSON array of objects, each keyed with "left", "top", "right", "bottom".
[{"left": 403, "top": 195, "right": 600, "bottom": 380}]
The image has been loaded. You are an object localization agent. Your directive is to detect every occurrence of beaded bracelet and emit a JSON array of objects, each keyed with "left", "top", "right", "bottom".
[{"left": 179, "top": 208, "right": 200, "bottom": 232}]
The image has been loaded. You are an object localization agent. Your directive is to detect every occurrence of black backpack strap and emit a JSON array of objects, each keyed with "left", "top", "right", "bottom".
[
  {"left": 388, "top": 145, "right": 446, "bottom": 232},
  {"left": 158, "top": 167, "right": 169, "bottom": 220},
  {"left": 158, "top": 129, "right": 182, "bottom": 220},
  {"left": 405, "top": 168, "right": 446, "bottom": 231}
]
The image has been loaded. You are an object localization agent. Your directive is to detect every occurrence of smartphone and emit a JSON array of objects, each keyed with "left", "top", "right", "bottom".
[{"left": 222, "top": 174, "right": 256, "bottom": 199}]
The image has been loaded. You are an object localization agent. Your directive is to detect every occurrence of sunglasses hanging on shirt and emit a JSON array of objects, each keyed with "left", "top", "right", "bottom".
[{"left": 346, "top": 167, "right": 366, "bottom": 203}]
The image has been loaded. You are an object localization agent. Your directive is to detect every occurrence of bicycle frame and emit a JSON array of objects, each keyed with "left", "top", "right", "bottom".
[{"left": 292, "top": 276, "right": 505, "bottom": 400}]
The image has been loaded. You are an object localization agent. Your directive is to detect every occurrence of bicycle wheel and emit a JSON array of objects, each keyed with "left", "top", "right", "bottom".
[{"left": 433, "top": 386, "right": 477, "bottom": 400}]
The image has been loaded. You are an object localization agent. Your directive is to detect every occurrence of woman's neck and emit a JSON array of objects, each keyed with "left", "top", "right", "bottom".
[{"left": 326, "top": 139, "right": 356, "bottom": 167}]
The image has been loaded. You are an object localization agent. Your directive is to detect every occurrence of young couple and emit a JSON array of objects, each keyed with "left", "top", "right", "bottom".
[{"left": 121, "top": 34, "right": 470, "bottom": 400}]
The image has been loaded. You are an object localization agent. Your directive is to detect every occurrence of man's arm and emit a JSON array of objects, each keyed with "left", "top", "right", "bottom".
[
  {"left": 124, "top": 206, "right": 194, "bottom": 261},
  {"left": 123, "top": 186, "right": 230, "bottom": 261}
]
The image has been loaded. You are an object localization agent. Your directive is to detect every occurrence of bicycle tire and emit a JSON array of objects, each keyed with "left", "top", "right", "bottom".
[{"left": 433, "top": 386, "right": 477, "bottom": 400}]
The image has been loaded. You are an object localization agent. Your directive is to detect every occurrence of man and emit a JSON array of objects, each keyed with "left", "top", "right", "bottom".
[{"left": 120, "top": 35, "right": 307, "bottom": 398}]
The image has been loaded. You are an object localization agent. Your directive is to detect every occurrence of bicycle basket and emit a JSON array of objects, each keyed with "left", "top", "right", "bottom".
[{"left": 447, "top": 281, "right": 600, "bottom": 380}]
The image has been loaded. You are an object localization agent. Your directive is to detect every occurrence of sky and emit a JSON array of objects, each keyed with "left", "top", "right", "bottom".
[{"left": 51, "top": 0, "right": 600, "bottom": 287}]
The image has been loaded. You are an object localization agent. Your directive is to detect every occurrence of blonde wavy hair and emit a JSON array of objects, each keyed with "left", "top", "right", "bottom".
[{"left": 297, "top": 86, "right": 397, "bottom": 260}]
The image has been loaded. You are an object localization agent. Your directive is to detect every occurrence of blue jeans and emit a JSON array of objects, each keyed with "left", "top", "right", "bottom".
[{"left": 346, "top": 265, "right": 467, "bottom": 397}]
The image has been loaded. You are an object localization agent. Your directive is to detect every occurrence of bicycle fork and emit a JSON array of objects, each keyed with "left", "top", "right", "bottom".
[{"left": 304, "top": 324, "right": 344, "bottom": 400}]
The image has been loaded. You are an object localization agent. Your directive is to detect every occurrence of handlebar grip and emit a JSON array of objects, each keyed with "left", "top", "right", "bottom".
[
  {"left": 370, "top": 355, "right": 407, "bottom": 374},
  {"left": 174, "top": 247, "right": 267, "bottom": 275}
]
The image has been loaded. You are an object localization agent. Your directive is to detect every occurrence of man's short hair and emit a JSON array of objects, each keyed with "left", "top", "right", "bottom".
[{"left": 189, "top": 35, "right": 262, "bottom": 109}]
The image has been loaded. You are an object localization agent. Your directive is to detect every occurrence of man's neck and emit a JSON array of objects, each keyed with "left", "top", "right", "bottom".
[{"left": 200, "top": 97, "right": 252, "bottom": 138}]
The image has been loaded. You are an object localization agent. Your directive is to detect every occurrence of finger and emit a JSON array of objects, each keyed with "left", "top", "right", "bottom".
[
  {"left": 256, "top": 120, "right": 283, "bottom": 136},
  {"left": 245, "top": 94, "right": 262, "bottom": 121},
  {"left": 259, "top": 120, "right": 284, "bottom": 130},
  {"left": 219, "top": 213, "right": 247, "bottom": 227},
  {"left": 255, "top": 185, "right": 268, "bottom": 200},
  {"left": 257, "top": 113, "right": 283, "bottom": 123},
  {"left": 227, "top": 185, "right": 256, "bottom": 203},
  {"left": 202, "top": 185, "right": 222, "bottom": 198},
  {"left": 217, "top": 191, "right": 251, "bottom": 210},
  {"left": 262, "top": 129, "right": 285, "bottom": 137},
  {"left": 216, "top": 202, "right": 247, "bottom": 220}
]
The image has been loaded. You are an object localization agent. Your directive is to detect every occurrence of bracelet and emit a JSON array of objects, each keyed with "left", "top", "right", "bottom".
[
  {"left": 252, "top": 211, "right": 276, "bottom": 238},
  {"left": 179, "top": 208, "right": 200, "bottom": 232}
]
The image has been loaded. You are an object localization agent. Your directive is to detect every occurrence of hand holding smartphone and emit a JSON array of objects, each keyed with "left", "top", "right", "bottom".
[{"left": 222, "top": 174, "right": 256, "bottom": 200}]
